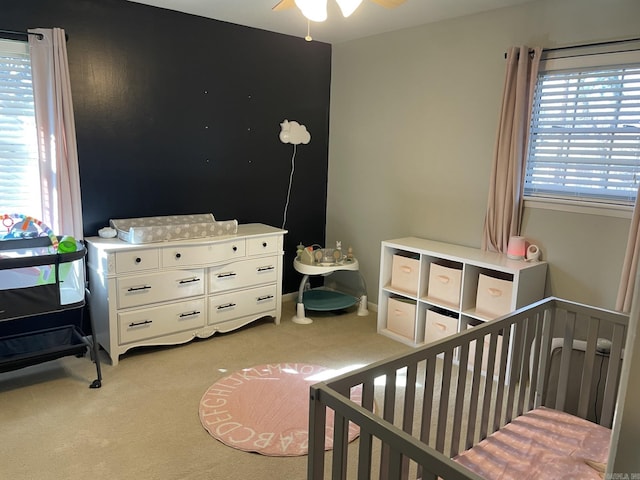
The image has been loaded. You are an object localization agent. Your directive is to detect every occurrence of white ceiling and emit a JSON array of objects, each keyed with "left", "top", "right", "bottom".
[{"left": 126, "top": 0, "right": 533, "bottom": 44}]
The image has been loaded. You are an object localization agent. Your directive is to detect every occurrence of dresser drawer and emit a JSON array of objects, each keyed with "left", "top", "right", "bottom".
[
  {"left": 208, "top": 256, "right": 278, "bottom": 293},
  {"left": 161, "top": 239, "right": 246, "bottom": 267},
  {"left": 247, "top": 235, "right": 279, "bottom": 256},
  {"left": 118, "top": 298, "right": 205, "bottom": 345},
  {"left": 115, "top": 248, "right": 159, "bottom": 274},
  {"left": 116, "top": 269, "right": 205, "bottom": 309},
  {"left": 208, "top": 285, "right": 277, "bottom": 325}
]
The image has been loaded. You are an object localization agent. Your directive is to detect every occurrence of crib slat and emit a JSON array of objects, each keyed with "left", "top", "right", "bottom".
[
  {"left": 464, "top": 339, "right": 484, "bottom": 450},
  {"left": 331, "top": 412, "right": 348, "bottom": 480},
  {"left": 380, "top": 369, "right": 398, "bottom": 479},
  {"left": 420, "top": 357, "right": 436, "bottom": 444},
  {"left": 383, "top": 369, "right": 397, "bottom": 423},
  {"left": 450, "top": 342, "right": 470, "bottom": 457},
  {"left": 357, "top": 430, "right": 373, "bottom": 480},
  {"left": 417, "top": 357, "right": 437, "bottom": 480},
  {"left": 491, "top": 325, "right": 511, "bottom": 433},
  {"left": 504, "top": 320, "right": 524, "bottom": 424},
  {"left": 601, "top": 323, "right": 625, "bottom": 427},
  {"left": 577, "top": 317, "right": 600, "bottom": 419},
  {"left": 554, "top": 309, "right": 575, "bottom": 410},
  {"left": 527, "top": 312, "right": 544, "bottom": 411},
  {"left": 308, "top": 385, "right": 327, "bottom": 480},
  {"left": 534, "top": 307, "right": 554, "bottom": 409},
  {"left": 436, "top": 349, "right": 454, "bottom": 454},
  {"left": 515, "top": 315, "right": 536, "bottom": 417},
  {"left": 357, "top": 380, "right": 375, "bottom": 480},
  {"left": 401, "top": 363, "right": 418, "bottom": 479},
  {"left": 385, "top": 448, "right": 403, "bottom": 480}
]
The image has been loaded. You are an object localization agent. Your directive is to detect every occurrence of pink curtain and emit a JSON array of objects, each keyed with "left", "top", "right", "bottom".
[
  {"left": 28, "top": 28, "right": 83, "bottom": 239},
  {"left": 616, "top": 183, "right": 640, "bottom": 313},
  {"left": 482, "top": 46, "right": 542, "bottom": 253}
]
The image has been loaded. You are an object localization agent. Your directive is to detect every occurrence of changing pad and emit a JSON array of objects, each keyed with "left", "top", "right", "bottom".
[{"left": 110, "top": 213, "right": 238, "bottom": 244}]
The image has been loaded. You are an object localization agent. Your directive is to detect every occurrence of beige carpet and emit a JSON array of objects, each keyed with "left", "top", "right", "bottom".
[{"left": 0, "top": 299, "right": 411, "bottom": 480}]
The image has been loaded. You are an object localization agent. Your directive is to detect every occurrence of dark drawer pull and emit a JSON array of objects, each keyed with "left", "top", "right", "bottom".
[
  {"left": 217, "top": 303, "right": 236, "bottom": 310},
  {"left": 262, "top": 241, "right": 268, "bottom": 248},
  {"left": 127, "top": 285, "right": 151, "bottom": 292},
  {"left": 232, "top": 246, "right": 238, "bottom": 252},
  {"left": 179, "top": 277, "right": 201, "bottom": 284},
  {"left": 135, "top": 257, "right": 142, "bottom": 264},
  {"left": 257, "top": 295, "right": 274, "bottom": 302},
  {"left": 175, "top": 253, "right": 182, "bottom": 259},
  {"left": 179, "top": 310, "right": 201, "bottom": 318},
  {"left": 257, "top": 266, "right": 274, "bottom": 272},
  {"left": 129, "top": 320, "right": 152, "bottom": 327},
  {"left": 217, "top": 272, "right": 237, "bottom": 278}
]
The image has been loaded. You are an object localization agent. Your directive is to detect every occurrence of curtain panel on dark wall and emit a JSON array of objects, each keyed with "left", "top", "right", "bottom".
[{"left": 29, "top": 27, "right": 84, "bottom": 239}]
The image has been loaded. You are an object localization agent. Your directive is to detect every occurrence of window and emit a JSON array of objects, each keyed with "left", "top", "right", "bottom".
[
  {"left": 524, "top": 50, "right": 640, "bottom": 208},
  {"left": 0, "top": 39, "right": 40, "bottom": 217}
]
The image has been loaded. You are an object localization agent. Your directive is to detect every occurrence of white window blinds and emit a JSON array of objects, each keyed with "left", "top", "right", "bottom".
[
  {"left": 0, "top": 39, "right": 40, "bottom": 215},
  {"left": 525, "top": 52, "right": 640, "bottom": 206}
]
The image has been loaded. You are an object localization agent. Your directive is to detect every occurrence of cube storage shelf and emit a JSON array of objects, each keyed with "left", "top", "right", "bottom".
[{"left": 378, "top": 237, "right": 547, "bottom": 352}]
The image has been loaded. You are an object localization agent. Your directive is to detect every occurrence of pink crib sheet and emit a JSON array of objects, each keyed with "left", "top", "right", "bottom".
[{"left": 453, "top": 406, "right": 610, "bottom": 480}]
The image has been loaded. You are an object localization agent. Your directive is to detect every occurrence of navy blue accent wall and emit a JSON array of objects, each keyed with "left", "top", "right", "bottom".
[{"left": 2, "top": 0, "right": 331, "bottom": 294}]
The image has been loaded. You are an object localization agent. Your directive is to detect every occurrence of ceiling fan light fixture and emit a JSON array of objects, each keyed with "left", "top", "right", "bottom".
[
  {"left": 294, "top": 0, "right": 328, "bottom": 22},
  {"left": 336, "top": 0, "right": 363, "bottom": 17}
]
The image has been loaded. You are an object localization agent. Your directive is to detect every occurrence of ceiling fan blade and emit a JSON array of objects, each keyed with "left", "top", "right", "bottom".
[
  {"left": 369, "top": 0, "right": 406, "bottom": 8},
  {"left": 272, "top": 0, "right": 297, "bottom": 11}
]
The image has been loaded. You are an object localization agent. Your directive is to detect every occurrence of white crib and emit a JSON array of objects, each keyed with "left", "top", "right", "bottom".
[{"left": 308, "top": 297, "right": 628, "bottom": 479}]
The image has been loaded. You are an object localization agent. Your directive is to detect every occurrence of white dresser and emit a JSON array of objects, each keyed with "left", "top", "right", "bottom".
[{"left": 85, "top": 223, "right": 286, "bottom": 365}]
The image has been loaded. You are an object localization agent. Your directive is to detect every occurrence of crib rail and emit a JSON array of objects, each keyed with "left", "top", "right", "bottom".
[{"left": 308, "top": 297, "right": 628, "bottom": 480}]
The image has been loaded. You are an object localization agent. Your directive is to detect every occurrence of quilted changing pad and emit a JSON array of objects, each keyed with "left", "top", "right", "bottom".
[
  {"left": 453, "top": 406, "right": 610, "bottom": 480},
  {"left": 110, "top": 213, "right": 238, "bottom": 244}
]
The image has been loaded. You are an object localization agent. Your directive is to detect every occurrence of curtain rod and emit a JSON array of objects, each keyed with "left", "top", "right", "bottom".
[
  {"left": 0, "top": 29, "right": 43, "bottom": 40},
  {"left": 504, "top": 36, "right": 640, "bottom": 59},
  {"left": 544, "top": 36, "right": 640, "bottom": 54}
]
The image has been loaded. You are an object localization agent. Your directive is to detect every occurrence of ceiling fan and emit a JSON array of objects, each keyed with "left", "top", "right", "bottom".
[{"left": 273, "top": 0, "right": 407, "bottom": 23}]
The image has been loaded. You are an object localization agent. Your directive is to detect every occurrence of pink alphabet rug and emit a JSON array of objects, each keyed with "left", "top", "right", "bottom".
[{"left": 199, "top": 363, "right": 362, "bottom": 456}]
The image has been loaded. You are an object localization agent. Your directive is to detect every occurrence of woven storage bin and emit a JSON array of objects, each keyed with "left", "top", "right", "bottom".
[
  {"left": 425, "top": 309, "right": 458, "bottom": 344},
  {"left": 475, "top": 273, "right": 513, "bottom": 318},
  {"left": 427, "top": 263, "right": 462, "bottom": 306},
  {"left": 386, "top": 297, "right": 416, "bottom": 340},
  {"left": 391, "top": 255, "right": 419, "bottom": 295}
]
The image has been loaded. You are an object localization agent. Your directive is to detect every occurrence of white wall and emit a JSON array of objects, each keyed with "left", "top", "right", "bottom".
[{"left": 327, "top": 0, "right": 640, "bottom": 310}]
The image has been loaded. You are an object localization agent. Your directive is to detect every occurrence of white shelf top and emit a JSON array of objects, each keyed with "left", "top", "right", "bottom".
[{"left": 383, "top": 237, "right": 544, "bottom": 273}]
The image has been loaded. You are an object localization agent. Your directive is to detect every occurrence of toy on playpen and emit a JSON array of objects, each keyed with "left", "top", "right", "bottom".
[{"left": 0, "top": 213, "right": 77, "bottom": 287}]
